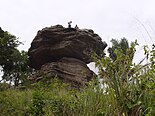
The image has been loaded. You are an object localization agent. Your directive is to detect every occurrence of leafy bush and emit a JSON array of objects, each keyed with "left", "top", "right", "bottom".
[
  {"left": 0, "top": 89, "right": 33, "bottom": 116},
  {"left": 29, "top": 91, "right": 45, "bottom": 116},
  {"left": 0, "top": 82, "right": 10, "bottom": 91}
]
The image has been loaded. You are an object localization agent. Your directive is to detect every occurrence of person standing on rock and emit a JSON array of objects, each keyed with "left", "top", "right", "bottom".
[
  {"left": 75, "top": 25, "right": 79, "bottom": 29},
  {"left": 68, "top": 21, "right": 72, "bottom": 28}
]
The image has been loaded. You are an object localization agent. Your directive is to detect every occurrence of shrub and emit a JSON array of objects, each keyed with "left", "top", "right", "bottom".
[{"left": 93, "top": 43, "right": 155, "bottom": 115}]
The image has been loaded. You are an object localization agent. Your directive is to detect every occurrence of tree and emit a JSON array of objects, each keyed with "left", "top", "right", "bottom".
[
  {"left": 0, "top": 27, "right": 20, "bottom": 70},
  {"left": 0, "top": 27, "right": 32, "bottom": 86},
  {"left": 108, "top": 38, "right": 135, "bottom": 61}
]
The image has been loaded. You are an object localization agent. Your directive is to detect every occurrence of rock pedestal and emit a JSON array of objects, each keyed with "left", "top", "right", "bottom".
[{"left": 30, "top": 57, "right": 94, "bottom": 87}]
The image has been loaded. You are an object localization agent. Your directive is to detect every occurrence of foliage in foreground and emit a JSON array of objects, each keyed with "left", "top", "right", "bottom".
[
  {"left": 0, "top": 78, "right": 106, "bottom": 116},
  {"left": 0, "top": 42, "right": 155, "bottom": 116},
  {"left": 94, "top": 41, "right": 155, "bottom": 115},
  {"left": 0, "top": 27, "right": 32, "bottom": 86}
]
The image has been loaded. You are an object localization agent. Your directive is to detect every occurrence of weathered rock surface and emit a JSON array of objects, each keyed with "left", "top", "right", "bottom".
[
  {"left": 28, "top": 24, "right": 107, "bottom": 87},
  {"left": 28, "top": 25, "right": 107, "bottom": 69},
  {"left": 30, "top": 57, "right": 95, "bottom": 87}
]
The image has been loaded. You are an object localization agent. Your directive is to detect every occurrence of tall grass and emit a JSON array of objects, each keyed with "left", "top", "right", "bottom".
[{"left": 93, "top": 43, "right": 155, "bottom": 115}]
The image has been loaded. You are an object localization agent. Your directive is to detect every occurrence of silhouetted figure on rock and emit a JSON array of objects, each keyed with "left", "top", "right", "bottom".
[
  {"left": 68, "top": 21, "right": 72, "bottom": 28},
  {"left": 75, "top": 24, "right": 79, "bottom": 29}
]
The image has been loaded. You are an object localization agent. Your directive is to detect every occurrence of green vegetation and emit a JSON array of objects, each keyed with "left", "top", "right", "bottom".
[
  {"left": 93, "top": 40, "right": 155, "bottom": 115},
  {"left": 0, "top": 28, "right": 155, "bottom": 115},
  {"left": 0, "top": 27, "right": 32, "bottom": 86}
]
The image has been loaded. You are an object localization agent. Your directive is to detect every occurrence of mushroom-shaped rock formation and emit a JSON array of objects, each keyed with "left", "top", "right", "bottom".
[
  {"left": 28, "top": 25, "right": 107, "bottom": 69},
  {"left": 28, "top": 25, "right": 107, "bottom": 87}
]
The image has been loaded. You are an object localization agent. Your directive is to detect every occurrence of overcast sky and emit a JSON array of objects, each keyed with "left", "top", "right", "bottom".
[{"left": 0, "top": 0, "right": 155, "bottom": 71}]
